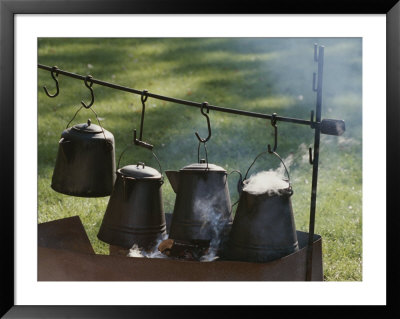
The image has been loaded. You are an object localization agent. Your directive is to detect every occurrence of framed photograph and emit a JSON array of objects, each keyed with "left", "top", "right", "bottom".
[{"left": 1, "top": 0, "right": 398, "bottom": 317}]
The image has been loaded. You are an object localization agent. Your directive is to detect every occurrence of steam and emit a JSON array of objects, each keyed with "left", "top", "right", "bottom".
[
  {"left": 243, "top": 171, "right": 289, "bottom": 195},
  {"left": 243, "top": 151, "right": 295, "bottom": 195},
  {"left": 276, "top": 153, "right": 294, "bottom": 177},
  {"left": 241, "top": 141, "right": 315, "bottom": 194}
]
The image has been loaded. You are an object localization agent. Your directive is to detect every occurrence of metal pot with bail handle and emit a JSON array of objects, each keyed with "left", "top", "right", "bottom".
[
  {"left": 165, "top": 102, "right": 240, "bottom": 254},
  {"left": 51, "top": 79, "right": 116, "bottom": 197},
  {"left": 165, "top": 158, "right": 234, "bottom": 245},
  {"left": 97, "top": 143, "right": 166, "bottom": 250},
  {"left": 224, "top": 150, "right": 299, "bottom": 263}
]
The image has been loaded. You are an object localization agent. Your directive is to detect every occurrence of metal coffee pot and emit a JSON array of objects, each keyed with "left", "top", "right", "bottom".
[
  {"left": 51, "top": 119, "right": 116, "bottom": 197},
  {"left": 165, "top": 159, "right": 233, "bottom": 246},
  {"left": 97, "top": 148, "right": 166, "bottom": 249},
  {"left": 224, "top": 151, "right": 299, "bottom": 263}
]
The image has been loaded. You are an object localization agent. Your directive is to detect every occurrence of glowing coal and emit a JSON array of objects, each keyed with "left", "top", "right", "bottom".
[
  {"left": 127, "top": 244, "right": 144, "bottom": 258},
  {"left": 127, "top": 233, "right": 168, "bottom": 259}
]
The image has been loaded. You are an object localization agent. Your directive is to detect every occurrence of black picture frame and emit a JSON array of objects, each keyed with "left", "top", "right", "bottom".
[{"left": 1, "top": 0, "right": 399, "bottom": 317}]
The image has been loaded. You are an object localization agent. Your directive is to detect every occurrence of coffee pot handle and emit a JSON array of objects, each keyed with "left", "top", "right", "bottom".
[
  {"left": 117, "top": 141, "right": 164, "bottom": 177},
  {"left": 243, "top": 150, "right": 291, "bottom": 186},
  {"left": 226, "top": 170, "right": 244, "bottom": 194},
  {"left": 226, "top": 170, "right": 244, "bottom": 213},
  {"left": 64, "top": 76, "right": 109, "bottom": 144}
]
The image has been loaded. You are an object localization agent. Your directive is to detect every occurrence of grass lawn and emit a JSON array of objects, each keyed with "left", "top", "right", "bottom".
[{"left": 38, "top": 38, "right": 362, "bottom": 281}]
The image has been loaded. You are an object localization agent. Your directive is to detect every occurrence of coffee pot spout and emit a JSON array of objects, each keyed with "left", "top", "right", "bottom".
[{"left": 165, "top": 170, "right": 180, "bottom": 193}]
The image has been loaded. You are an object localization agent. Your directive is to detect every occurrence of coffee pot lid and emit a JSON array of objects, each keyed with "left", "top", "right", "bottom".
[
  {"left": 118, "top": 162, "right": 162, "bottom": 179},
  {"left": 181, "top": 159, "right": 226, "bottom": 172},
  {"left": 71, "top": 119, "right": 103, "bottom": 134}
]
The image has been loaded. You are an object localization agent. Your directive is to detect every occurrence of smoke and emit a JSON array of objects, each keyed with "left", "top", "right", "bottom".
[
  {"left": 127, "top": 233, "right": 169, "bottom": 259},
  {"left": 195, "top": 193, "right": 231, "bottom": 262},
  {"left": 127, "top": 244, "right": 144, "bottom": 258},
  {"left": 126, "top": 144, "right": 311, "bottom": 261},
  {"left": 337, "top": 136, "right": 360, "bottom": 147},
  {"left": 299, "top": 143, "right": 311, "bottom": 164},
  {"left": 125, "top": 192, "right": 231, "bottom": 262}
]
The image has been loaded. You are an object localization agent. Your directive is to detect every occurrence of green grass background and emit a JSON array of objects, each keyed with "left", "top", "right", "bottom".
[{"left": 38, "top": 38, "right": 362, "bottom": 281}]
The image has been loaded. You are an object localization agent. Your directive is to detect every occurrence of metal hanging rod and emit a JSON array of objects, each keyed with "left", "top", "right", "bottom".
[
  {"left": 39, "top": 44, "right": 345, "bottom": 282},
  {"left": 38, "top": 63, "right": 317, "bottom": 127}
]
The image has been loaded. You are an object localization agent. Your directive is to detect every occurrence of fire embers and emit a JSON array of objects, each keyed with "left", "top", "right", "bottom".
[
  {"left": 125, "top": 233, "right": 169, "bottom": 259},
  {"left": 158, "top": 239, "right": 210, "bottom": 261}
]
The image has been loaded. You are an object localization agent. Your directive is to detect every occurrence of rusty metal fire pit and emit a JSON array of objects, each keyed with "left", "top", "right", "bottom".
[{"left": 38, "top": 216, "right": 323, "bottom": 281}]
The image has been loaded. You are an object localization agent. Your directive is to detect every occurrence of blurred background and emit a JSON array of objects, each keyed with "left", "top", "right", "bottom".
[{"left": 38, "top": 38, "right": 362, "bottom": 281}]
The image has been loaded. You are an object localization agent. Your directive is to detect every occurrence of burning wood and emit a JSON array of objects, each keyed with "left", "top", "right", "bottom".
[{"left": 158, "top": 239, "right": 210, "bottom": 261}]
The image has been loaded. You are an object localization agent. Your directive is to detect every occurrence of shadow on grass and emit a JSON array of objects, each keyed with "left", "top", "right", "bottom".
[{"left": 37, "top": 38, "right": 363, "bottom": 278}]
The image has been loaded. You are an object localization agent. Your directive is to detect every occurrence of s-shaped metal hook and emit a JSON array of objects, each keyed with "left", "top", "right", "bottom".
[
  {"left": 267, "top": 113, "right": 278, "bottom": 153},
  {"left": 81, "top": 75, "right": 94, "bottom": 109},
  {"left": 195, "top": 102, "right": 212, "bottom": 143},
  {"left": 43, "top": 66, "right": 60, "bottom": 98},
  {"left": 133, "top": 90, "right": 154, "bottom": 150}
]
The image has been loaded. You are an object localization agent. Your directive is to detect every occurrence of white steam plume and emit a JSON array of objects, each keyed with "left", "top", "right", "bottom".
[
  {"left": 243, "top": 170, "right": 289, "bottom": 195},
  {"left": 243, "top": 147, "right": 307, "bottom": 195}
]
